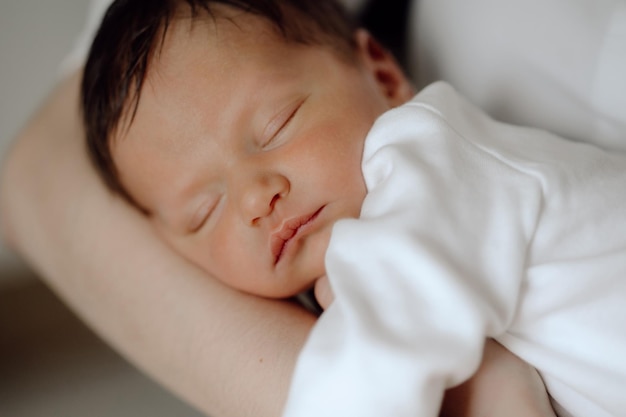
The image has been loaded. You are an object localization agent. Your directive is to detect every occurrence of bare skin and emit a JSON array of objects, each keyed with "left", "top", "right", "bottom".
[
  {"left": 112, "top": 17, "right": 412, "bottom": 299},
  {"left": 0, "top": 19, "right": 554, "bottom": 417},
  {"left": 442, "top": 341, "right": 556, "bottom": 417},
  {"left": 1, "top": 73, "right": 314, "bottom": 417},
  {"left": 106, "top": 13, "right": 555, "bottom": 416}
]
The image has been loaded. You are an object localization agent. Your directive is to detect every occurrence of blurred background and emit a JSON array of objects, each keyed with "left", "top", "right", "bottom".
[{"left": 0, "top": 1, "right": 205, "bottom": 416}]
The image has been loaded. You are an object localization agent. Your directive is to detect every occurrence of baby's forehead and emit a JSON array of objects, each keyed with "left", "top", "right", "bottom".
[
  {"left": 152, "top": 2, "right": 355, "bottom": 67},
  {"left": 139, "top": 7, "right": 356, "bottom": 109},
  {"left": 141, "top": 13, "right": 291, "bottom": 100},
  {"left": 103, "top": 2, "right": 360, "bottom": 208},
  {"left": 159, "top": 5, "right": 285, "bottom": 54},
  {"left": 116, "top": 8, "right": 283, "bottom": 137}
]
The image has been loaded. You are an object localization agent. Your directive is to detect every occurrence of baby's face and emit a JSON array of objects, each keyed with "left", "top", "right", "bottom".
[{"left": 113, "top": 10, "right": 412, "bottom": 298}]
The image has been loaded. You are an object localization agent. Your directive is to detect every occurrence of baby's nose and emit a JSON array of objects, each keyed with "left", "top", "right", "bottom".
[{"left": 239, "top": 172, "right": 290, "bottom": 226}]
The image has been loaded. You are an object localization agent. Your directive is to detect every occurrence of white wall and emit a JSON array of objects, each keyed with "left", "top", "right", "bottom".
[{"left": 0, "top": 0, "right": 89, "bottom": 286}]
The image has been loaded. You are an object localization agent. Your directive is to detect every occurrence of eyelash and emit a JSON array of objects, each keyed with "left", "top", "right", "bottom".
[
  {"left": 261, "top": 101, "right": 302, "bottom": 149},
  {"left": 188, "top": 198, "right": 219, "bottom": 234},
  {"left": 188, "top": 100, "right": 303, "bottom": 233}
]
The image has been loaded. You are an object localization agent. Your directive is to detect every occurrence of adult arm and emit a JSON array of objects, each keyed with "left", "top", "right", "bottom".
[
  {"left": 0, "top": 71, "right": 316, "bottom": 417},
  {"left": 1, "top": 73, "right": 556, "bottom": 417},
  {"left": 442, "top": 341, "right": 555, "bottom": 417}
]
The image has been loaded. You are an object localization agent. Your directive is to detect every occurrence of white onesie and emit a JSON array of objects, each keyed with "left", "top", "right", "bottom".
[
  {"left": 70, "top": 3, "right": 626, "bottom": 416},
  {"left": 283, "top": 82, "right": 626, "bottom": 417}
]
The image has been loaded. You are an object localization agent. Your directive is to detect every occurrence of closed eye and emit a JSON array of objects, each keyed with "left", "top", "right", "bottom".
[
  {"left": 260, "top": 98, "right": 305, "bottom": 149},
  {"left": 187, "top": 197, "right": 220, "bottom": 234}
]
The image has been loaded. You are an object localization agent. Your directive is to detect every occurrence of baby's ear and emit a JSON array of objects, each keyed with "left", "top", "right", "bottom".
[{"left": 354, "top": 29, "right": 414, "bottom": 106}]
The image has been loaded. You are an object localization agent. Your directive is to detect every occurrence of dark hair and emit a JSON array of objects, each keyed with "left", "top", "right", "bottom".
[{"left": 81, "top": 0, "right": 357, "bottom": 205}]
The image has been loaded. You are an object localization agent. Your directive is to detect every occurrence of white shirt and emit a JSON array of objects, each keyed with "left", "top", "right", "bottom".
[
  {"left": 69, "top": 2, "right": 626, "bottom": 416},
  {"left": 283, "top": 82, "right": 626, "bottom": 417}
]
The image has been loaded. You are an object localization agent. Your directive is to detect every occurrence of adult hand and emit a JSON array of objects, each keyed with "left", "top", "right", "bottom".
[{"left": 314, "top": 275, "right": 334, "bottom": 310}]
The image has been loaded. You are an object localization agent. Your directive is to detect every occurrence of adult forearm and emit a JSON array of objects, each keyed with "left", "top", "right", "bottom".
[
  {"left": 0, "top": 72, "right": 315, "bottom": 417},
  {"left": 441, "top": 340, "right": 555, "bottom": 417}
]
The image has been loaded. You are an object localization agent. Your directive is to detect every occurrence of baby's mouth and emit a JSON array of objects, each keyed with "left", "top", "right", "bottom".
[{"left": 271, "top": 207, "right": 324, "bottom": 265}]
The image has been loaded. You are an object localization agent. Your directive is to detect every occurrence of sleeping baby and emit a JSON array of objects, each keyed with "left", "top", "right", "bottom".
[{"left": 81, "top": 1, "right": 626, "bottom": 416}]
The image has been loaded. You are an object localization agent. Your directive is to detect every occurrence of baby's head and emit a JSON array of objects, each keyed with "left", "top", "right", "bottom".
[{"left": 82, "top": 0, "right": 413, "bottom": 299}]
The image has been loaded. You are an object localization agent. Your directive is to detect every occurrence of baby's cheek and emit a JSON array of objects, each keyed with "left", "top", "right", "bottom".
[{"left": 194, "top": 230, "right": 244, "bottom": 287}]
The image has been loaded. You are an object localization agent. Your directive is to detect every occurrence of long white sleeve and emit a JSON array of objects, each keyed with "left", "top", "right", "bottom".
[{"left": 283, "top": 82, "right": 626, "bottom": 417}]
